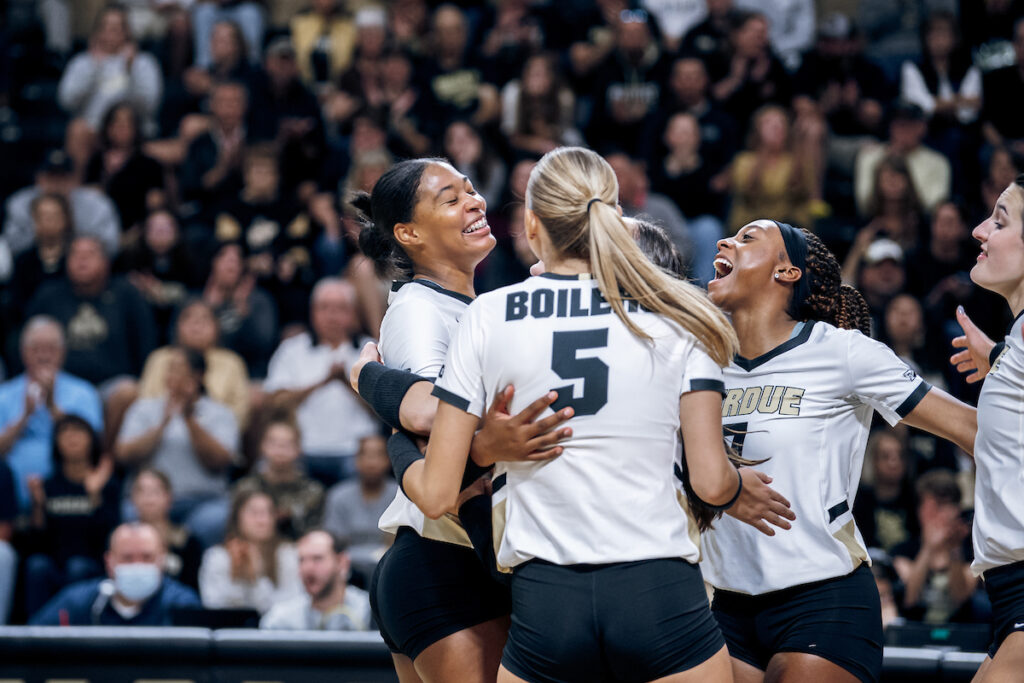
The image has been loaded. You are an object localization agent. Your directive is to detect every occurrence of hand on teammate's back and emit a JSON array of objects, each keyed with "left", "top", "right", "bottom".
[
  {"left": 950, "top": 306, "right": 996, "bottom": 383},
  {"left": 726, "top": 469, "right": 796, "bottom": 537},
  {"left": 469, "top": 386, "right": 574, "bottom": 467}
]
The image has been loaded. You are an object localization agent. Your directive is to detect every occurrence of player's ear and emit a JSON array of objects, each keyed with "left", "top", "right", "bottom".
[
  {"left": 393, "top": 222, "right": 420, "bottom": 249},
  {"left": 524, "top": 208, "right": 541, "bottom": 241},
  {"left": 775, "top": 265, "right": 802, "bottom": 284}
]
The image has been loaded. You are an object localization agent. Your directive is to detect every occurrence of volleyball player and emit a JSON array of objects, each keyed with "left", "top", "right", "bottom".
[
  {"left": 946, "top": 175, "right": 1024, "bottom": 683},
  {"left": 396, "top": 147, "right": 751, "bottom": 682},
  {"left": 701, "top": 220, "right": 978, "bottom": 683},
  {"left": 352, "top": 158, "right": 571, "bottom": 683}
]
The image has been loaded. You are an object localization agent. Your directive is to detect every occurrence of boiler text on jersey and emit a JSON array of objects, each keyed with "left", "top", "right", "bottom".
[{"left": 505, "top": 287, "right": 645, "bottom": 321}]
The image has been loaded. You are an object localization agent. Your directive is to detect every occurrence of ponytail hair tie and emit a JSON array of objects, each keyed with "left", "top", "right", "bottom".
[{"left": 587, "top": 198, "right": 604, "bottom": 212}]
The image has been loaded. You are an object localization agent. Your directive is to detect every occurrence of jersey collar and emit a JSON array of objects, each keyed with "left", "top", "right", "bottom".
[
  {"left": 733, "top": 320, "right": 817, "bottom": 372},
  {"left": 536, "top": 272, "right": 593, "bottom": 280},
  {"left": 392, "top": 278, "right": 474, "bottom": 305}
]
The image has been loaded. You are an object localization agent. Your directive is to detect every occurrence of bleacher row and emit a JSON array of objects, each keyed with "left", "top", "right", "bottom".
[{"left": 0, "top": 626, "right": 994, "bottom": 683}]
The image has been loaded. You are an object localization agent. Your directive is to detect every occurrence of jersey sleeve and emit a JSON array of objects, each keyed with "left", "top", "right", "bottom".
[
  {"left": 379, "top": 298, "right": 451, "bottom": 378},
  {"left": 846, "top": 331, "right": 931, "bottom": 425},
  {"left": 432, "top": 301, "right": 487, "bottom": 418},
  {"left": 680, "top": 341, "right": 725, "bottom": 395}
]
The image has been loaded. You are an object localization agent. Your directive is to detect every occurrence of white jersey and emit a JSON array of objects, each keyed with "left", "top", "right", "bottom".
[
  {"left": 700, "top": 322, "right": 930, "bottom": 595},
  {"left": 376, "top": 279, "right": 474, "bottom": 547},
  {"left": 972, "top": 312, "right": 1024, "bottom": 576},
  {"left": 434, "top": 273, "right": 724, "bottom": 569}
]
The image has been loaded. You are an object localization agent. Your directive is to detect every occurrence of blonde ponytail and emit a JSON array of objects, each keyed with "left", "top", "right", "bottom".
[{"left": 527, "top": 147, "right": 738, "bottom": 366}]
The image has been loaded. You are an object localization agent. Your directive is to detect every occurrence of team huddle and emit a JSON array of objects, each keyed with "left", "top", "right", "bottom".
[{"left": 343, "top": 148, "right": 1024, "bottom": 683}]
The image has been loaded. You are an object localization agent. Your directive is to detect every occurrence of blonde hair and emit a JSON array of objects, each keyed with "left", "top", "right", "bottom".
[{"left": 526, "top": 147, "right": 738, "bottom": 366}]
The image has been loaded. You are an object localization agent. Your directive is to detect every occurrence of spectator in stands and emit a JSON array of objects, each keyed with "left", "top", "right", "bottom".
[
  {"left": 884, "top": 294, "right": 944, "bottom": 383},
  {"left": 500, "top": 52, "right": 582, "bottom": 159},
  {"left": 981, "top": 17, "right": 1024, "bottom": 157},
  {"left": 5, "top": 195, "right": 70, "bottom": 330},
  {"left": 857, "top": 0, "right": 928, "bottom": 80},
  {"left": 264, "top": 279, "right": 379, "bottom": 486},
  {"left": 443, "top": 120, "right": 507, "bottom": 208},
  {"left": 131, "top": 468, "right": 203, "bottom": 592},
  {"left": 199, "top": 489, "right": 302, "bottom": 614},
  {"left": 27, "top": 236, "right": 156, "bottom": 445},
  {"left": 847, "top": 238, "right": 907, "bottom": 334},
  {"left": 248, "top": 38, "right": 326, "bottom": 193},
  {"left": 29, "top": 521, "right": 200, "bottom": 625},
  {"left": 648, "top": 112, "right": 726, "bottom": 284},
  {"left": 0, "top": 459, "right": 16, "bottom": 624},
  {"left": 24, "top": 416, "right": 118, "bottom": 617},
  {"left": 201, "top": 242, "right": 278, "bottom": 378},
  {"left": 290, "top": 0, "right": 357, "bottom": 88},
  {"left": 792, "top": 13, "right": 888, "bottom": 141},
  {"left": 57, "top": 5, "right": 163, "bottom": 137},
  {"left": 165, "top": 20, "right": 256, "bottom": 134},
  {"left": 115, "top": 209, "right": 200, "bottom": 342},
  {"left": 587, "top": 8, "right": 672, "bottom": 152},
  {"left": 726, "top": 104, "right": 816, "bottom": 231},
  {"left": 606, "top": 151, "right": 695, "bottom": 275},
  {"left": 855, "top": 429, "right": 919, "bottom": 554},
  {"left": 655, "top": 56, "right": 737, "bottom": 172},
  {"left": 193, "top": 0, "right": 265, "bottom": 68},
  {"left": 893, "top": 469, "right": 978, "bottom": 624},
  {"left": 374, "top": 48, "right": 433, "bottom": 159},
  {"left": 855, "top": 101, "right": 951, "bottom": 216},
  {"left": 260, "top": 529, "right": 371, "bottom": 630},
  {"left": 3, "top": 150, "right": 121, "bottom": 258},
  {"left": 83, "top": 103, "right": 166, "bottom": 232},
  {"left": 900, "top": 11, "right": 981, "bottom": 196},
  {"left": 323, "top": 434, "right": 395, "bottom": 582},
  {"left": 419, "top": 5, "right": 501, "bottom": 130},
  {"left": 233, "top": 418, "right": 324, "bottom": 540},
  {"left": 981, "top": 146, "right": 1021, "bottom": 218},
  {"left": 860, "top": 155, "right": 926, "bottom": 251},
  {"left": 905, "top": 201, "right": 977, "bottom": 318},
  {"left": 138, "top": 299, "right": 250, "bottom": 429},
  {"left": 734, "top": 0, "right": 815, "bottom": 70},
  {"left": 324, "top": 8, "right": 391, "bottom": 135},
  {"left": 179, "top": 80, "right": 251, "bottom": 225},
  {"left": 710, "top": 11, "right": 792, "bottom": 130},
  {"left": 680, "top": 0, "right": 737, "bottom": 75},
  {"left": 211, "top": 145, "right": 317, "bottom": 329},
  {"left": 0, "top": 317, "right": 103, "bottom": 511},
  {"left": 642, "top": 0, "right": 709, "bottom": 53},
  {"left": 116, "top": 347, "right": 238, "bottom": 548}
]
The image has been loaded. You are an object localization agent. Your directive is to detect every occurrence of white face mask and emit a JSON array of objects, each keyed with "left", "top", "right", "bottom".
[{"left": 113, "top": 563, "right": 162, "bottom": 602}]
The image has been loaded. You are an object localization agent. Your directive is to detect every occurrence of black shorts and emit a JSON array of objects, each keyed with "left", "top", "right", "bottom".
[
  {"left": 711, "top": 564, "right": 883, "bottom": 683},
  {"left": 369, "top": 527, "right": 511, "bottom": 660},
  {"left": 983, "top": 559, "right": 1024, "bottom": 658},
  {"left": 502, "top": 557, "right": 724, "bottom": 683}
]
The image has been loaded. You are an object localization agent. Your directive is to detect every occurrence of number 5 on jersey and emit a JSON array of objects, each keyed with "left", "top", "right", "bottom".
[{"left": 551, "top": 329, "right": 609, "bottom": 416}]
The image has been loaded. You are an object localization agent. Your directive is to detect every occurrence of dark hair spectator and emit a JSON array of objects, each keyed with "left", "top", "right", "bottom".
[
  {"left": 5, "top": 195, "right": 72, "bottom": 332},
  {"left": 130, "top": 468, "right": 203, "bottom": 592},
  {"left": 501, "top": 53, "right": 582, "bottom": 158}
]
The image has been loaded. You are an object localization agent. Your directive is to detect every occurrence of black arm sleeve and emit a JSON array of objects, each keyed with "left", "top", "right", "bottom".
[
  {"left": 387, "top": 430, "right": 426, "bottom": 497},
  {"left": 358, "top": 362, "right": 430, "bottom": 431}
]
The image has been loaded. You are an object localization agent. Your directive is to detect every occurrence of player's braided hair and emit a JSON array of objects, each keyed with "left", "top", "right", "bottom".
[{"left": 795, "top": 228, "right": 872, "bottom": 336}]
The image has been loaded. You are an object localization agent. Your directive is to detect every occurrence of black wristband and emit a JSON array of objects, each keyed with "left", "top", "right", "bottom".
[
  {"left": 358, "top": 362, "right": 429, "bottom": 430},
  {"left": 696, "top": 467, "right": 743, "bottom": 512},
  {"left": 387, "top": 431, "right": 425, "bottom": 497},
  {"left": 990, "top": 341, "right": 1006, "bottom": 368}
]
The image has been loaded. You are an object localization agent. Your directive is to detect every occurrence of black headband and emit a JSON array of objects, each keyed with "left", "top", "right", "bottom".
[{"left": 773, "top": 221, "right": 811, "bottom": 319}]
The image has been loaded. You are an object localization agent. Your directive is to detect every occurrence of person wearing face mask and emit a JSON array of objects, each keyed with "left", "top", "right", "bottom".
[{"left": 29, "top": 521, "right": 200, "bottom": 625}]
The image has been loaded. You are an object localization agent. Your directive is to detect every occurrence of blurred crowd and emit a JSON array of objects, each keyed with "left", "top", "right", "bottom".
[{"left": 0, "top": 0, "right": 1019, "bottom": 632}]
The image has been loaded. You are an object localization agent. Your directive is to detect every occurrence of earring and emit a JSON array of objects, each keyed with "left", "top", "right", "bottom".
[{"left": 774, "top": 273, "right": 780, "bottom": 280}]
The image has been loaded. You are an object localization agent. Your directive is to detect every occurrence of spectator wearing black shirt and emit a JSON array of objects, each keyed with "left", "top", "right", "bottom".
[
  {"left": 115, "top": 209, "right": 200, "bottom": 343},
  {"left": 130, "top": 468, "right": 203, "bottom": 593},
  {"left": 83, "top": 103, "right": 166, "bottom": 232},
  {"left": 0, "top": 460, "right": 15, "bottom": 624},
  {"left": 855, "top": 429, "right": 919, "bottom": 554},
  {"left": 587, "top": 9, "right": 672, "bottom": 154},
  {"left": 201, "top": 242, "right": 277, "bottom": 379},
  {"left": 893, "top": 470, "right": 979, "bottom": 624},
  {"left": 24, "top": 415, "right": 119, "bottom": 617},
  {"left": 982, "top": 17, "right": 1024, "bottom": 158},
  {"left": 709, "top": 10, "right": 792, "bottom": 131},
  {"left": 6, "top": 195, "right": 70, "bottom": 334},
  {"left": 680, "top": 0, "right": 737, "bottom": 76},
  {"left": 248, "top": 38, "right": 326, "bottom": 195},
  {"left": 27, "top": 236, "right": 157, "bottom": 390},
  {"left": 179, "top": 80, "right": 251, "bottom": 229}
]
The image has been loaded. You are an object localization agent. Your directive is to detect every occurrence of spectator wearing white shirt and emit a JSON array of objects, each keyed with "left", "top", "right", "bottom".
[
  {"left": 200, "top": 489, "right": 302, "bottom": 615},
  {"left": 734, "top": 0, "right": 816, "bottom": 71},
  {"left": 116, "top": 347, "right": 239, "bottom": 548},
  {"left": 260, "top": 529, "right": 371, "bottom": 631},
  {"left": 264, "top": 279, "right": 380, "bottom": 487},
  {"left": 57, "top": 5, "right": 163, "bottom": 137}
]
